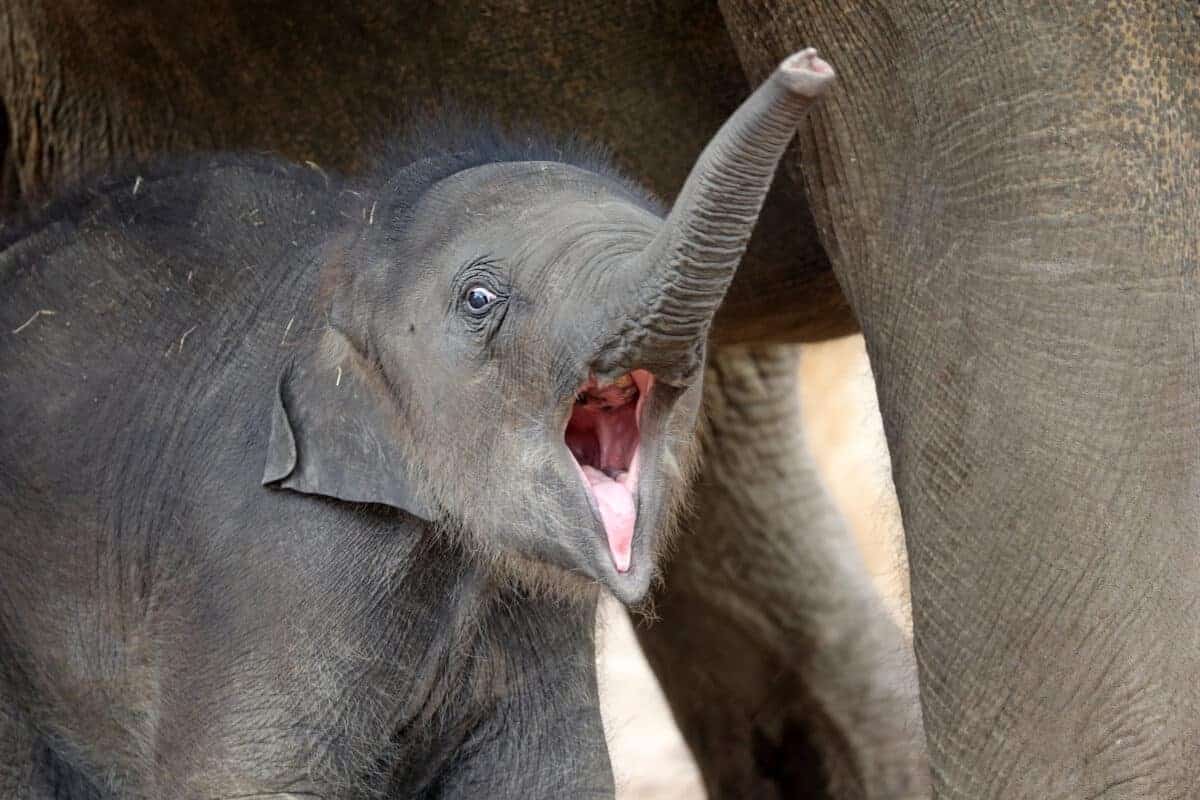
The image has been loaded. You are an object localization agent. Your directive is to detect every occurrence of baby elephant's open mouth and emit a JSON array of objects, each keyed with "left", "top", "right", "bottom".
[{"left": 565, "top": 370, "right": 653, "bottom": 573}]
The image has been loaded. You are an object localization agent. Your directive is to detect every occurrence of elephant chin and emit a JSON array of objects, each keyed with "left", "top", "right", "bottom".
[{"left": 564, "top": 369, "right": 654, "bottom": 573}]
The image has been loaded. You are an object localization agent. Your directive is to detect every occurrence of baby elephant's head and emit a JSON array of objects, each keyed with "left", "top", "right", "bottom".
[{"left": 264, "top": 49, "right": 835, "bottom": 603}]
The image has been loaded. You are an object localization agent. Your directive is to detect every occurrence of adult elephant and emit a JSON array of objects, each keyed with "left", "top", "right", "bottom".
[{"left": 7, "top": 0, "right": 1193, "bottom": 797}]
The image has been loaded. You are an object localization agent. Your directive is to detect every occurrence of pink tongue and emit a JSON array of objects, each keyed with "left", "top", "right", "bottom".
[{"left": 581, "top": 466, "right": 635, "bottom": 572}]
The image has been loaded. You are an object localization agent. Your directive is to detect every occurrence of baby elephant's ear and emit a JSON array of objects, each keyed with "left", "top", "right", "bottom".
[{"left": 262, "top": 327, "right": 432, "bottom": 520}]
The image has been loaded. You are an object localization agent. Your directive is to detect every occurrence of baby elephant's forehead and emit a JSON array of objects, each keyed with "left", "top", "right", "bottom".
[{"left": 420, "top": 161, "right": 653, "bottom": 235}]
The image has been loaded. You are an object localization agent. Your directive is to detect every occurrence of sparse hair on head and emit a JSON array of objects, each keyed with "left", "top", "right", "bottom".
[{"left": 354, "top": 104, "right": 664, "bottom": 245}]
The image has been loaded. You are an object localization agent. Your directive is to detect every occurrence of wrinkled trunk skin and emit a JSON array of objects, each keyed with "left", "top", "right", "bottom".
[
  {"left": 721, "top": 1, "right": 1200, "bottom": 796},
  {"left": 610, "top": 51, "right": 833, "bottom": 381},
  {"left": 0, "top": 2, "right": 922, "bottom": 797},
  {"left": 637, "top": 345, "right": 929, "bottom": 799}
]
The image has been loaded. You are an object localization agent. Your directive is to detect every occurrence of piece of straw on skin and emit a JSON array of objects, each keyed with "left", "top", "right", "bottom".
[
  {"left": 304, "top": 160, "right": 330, "bottom": 189},
  {"left": 11, "top": 309, "right": 57, "bottom": 335},
  {"left": 177, "top": 325, "right": 197, "bottom": 353}
]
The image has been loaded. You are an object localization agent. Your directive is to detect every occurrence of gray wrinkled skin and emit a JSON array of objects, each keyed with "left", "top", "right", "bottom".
[{"left": 0, "top": 49, "right": 832, "bottom": 797}]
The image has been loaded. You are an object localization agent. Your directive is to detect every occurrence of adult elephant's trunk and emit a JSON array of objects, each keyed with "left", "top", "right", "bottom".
[{"left": 598, "top": 48, "right": 834, "bottom": 382}]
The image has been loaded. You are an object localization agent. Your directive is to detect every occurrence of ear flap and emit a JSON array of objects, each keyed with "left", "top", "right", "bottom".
[{"left": 262, "top": 327, "right": 433, "bottom": 520}]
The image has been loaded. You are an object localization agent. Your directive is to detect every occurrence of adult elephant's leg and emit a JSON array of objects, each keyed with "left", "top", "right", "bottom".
[
  {"left": 635, "top": 344, "right": 929, "bottom": 799},
  {"left": 721, "top": 2, "right": 1200, "bottom": 795}
]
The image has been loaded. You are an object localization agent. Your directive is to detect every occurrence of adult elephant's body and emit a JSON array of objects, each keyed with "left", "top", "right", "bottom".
[{"left": 720, "top": 0, "right": 1199, "bottom": 795}]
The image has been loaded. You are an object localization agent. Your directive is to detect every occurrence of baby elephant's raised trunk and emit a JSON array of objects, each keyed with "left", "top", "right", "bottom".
[{"left": 600, "top": 48, "right": 835, "bottom": 381}]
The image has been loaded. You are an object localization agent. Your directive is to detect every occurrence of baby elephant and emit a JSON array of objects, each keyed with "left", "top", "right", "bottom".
[{"left": 0, "top": 50, "right": 833, "bottom": 798}]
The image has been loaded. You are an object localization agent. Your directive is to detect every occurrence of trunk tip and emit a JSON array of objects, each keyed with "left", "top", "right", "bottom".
[{"left": 776, "top": 48, "right": 837, "bottom": 98}]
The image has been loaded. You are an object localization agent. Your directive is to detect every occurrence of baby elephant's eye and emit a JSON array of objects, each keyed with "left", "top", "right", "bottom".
[{"left": 464, "top": 286, "right": 498, "bottom": 313}]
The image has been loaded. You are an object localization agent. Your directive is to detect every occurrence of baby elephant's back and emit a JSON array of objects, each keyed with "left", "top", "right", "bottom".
[
  {"left": 0, "top": 155, "right": 347, "bottom": 778},
  {"left": 0, "top": 154, "right": 342, "bottom": 499}
]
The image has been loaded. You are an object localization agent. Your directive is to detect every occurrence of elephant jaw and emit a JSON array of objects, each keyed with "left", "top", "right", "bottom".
[{"left": 565, "top": 370, "right": 652, "bottom": 573}]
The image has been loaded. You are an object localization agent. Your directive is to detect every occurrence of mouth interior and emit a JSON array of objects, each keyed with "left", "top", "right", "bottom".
[{"left": 565, "top": 369, "right": 653, "bottom": 574}]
